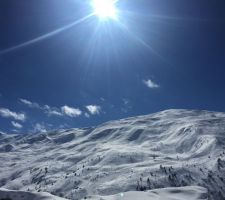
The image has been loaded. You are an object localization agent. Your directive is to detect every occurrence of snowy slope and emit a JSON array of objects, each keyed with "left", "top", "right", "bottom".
[
  {"left": 86, "top": 186, "right": 207, "bottom": 200},
  {"left": 0, "top": 109, "right": 225, "bottom": 200},
  {"left": 0, "top": 188, "right": 66, "bottom": 200},
  {"left": 0, "top": 186, "right": 207, "bottom": 200}
]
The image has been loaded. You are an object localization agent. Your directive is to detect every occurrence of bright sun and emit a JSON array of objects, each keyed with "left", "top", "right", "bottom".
[{"left": 92, "top": 0, "right": 117, "bottom": 20}]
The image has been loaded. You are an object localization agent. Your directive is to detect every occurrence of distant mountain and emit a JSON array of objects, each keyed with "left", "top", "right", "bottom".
[{"left": 1, "top": 109, "right": 225, "bottom": 200}]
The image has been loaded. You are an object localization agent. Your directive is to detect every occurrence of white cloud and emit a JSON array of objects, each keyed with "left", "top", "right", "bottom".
[
  {"left": 86, "top": 105, "right": 101, "bottom": 115},
  {"left": 43, "top": 105, "right": 50, "bottom": 110},
  {"left": 11, "top": 121, "right": 23, "bottom": 129},
  {"left": 43, "top": 105, "right": 63, "bottom": 116},
  {"left": 61, "top": 105, "right": 82, "bottom": 117},
  {"left": 33, "top": 123, "right": 47, "bottom": 133},
  {"left": 143, "top": 79, "right": 159, "bottom": 89},
  {"left": 84, "top": 112, "right": 90, "bottom": 118},
  {"left": 19, "top": 98, "right": 63, "bottom": 117},
  {"left": 19, "top": 98, "right": 40, "bottom": 108},
  {"left": 47, "top": 110, "right": 63, "bottom": 116},
  {"left": 19, "top": 98, "right": 86, "bottom": 118},
  {"left": 0, "top": 108, "right": 26, "bottom": 121}
]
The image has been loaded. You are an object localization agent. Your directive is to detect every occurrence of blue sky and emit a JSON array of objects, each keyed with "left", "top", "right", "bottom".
[{"left": 0, "top": 0, "right": 225, "bottom": 133}]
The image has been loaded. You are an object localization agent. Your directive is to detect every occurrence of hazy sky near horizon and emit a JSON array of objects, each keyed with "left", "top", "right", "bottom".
[{"left": 0, "top": 0, "right": 225, "bottom": 133}]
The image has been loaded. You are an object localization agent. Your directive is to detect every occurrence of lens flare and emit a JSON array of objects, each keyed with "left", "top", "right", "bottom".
[{"left": 92, "top": 0, "right": 117, "bottom": 20}]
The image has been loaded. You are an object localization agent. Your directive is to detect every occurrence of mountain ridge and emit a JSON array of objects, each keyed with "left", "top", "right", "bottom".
[{"left": 0, "top": 109, "right": 225, "bottom": 200}]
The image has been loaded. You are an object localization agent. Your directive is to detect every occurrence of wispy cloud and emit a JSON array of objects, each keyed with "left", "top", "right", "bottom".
[
  {"left": 32, "top": 123, "right": 47, "bottom": 133},
  {"left": 19, "top": 98, "right": 40, "bottom": 108},
  {"left": 61, "top": 105, "right": 82, "bottom": 117},
  {"left": 143, "top": 79, "right": 159, "bottom": 89},
  {"left": 122, "top": 98, "right": 129, "bottom": 105},
  {"left": 86, "top": 105, "right": 101, "bottom": 115},
  {"left": 121, "top": 98, "right": 132, "bottom": 113},
  {"left": 84, "top": 112, "right": 90, "bottom": 118},
  {"left": 19, "top": 98, "right": 63, "bottom": 117},
  {"left": 43, "top": 105, "right": 63, "bottom": 116},
  {"left": 11, "top": 121, "right": 23, "bottom": 129},
  {"left": 19, "top": 98, "right": 95, "bottom": 118},
  {"left": 47, "top": 110, "right": 63, "bottom": 116},
  {"left": 0, "top": 108, "right": 26, "bottom": 121}
]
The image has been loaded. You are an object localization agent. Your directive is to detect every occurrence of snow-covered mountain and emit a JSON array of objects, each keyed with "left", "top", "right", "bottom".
[{"left": 0, "top": 109, "right": 225, "bottom": 200}]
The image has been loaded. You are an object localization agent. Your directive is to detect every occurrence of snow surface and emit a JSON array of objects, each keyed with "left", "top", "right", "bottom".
[
  {"left": 0, "top": 109, "right": 225, "bottom": 199},
  {"left": 85, "top": 186, "right": 207, "bottom": 200},
  {"left": 0, "top": 188, "right": 66, "bottom": 200},
  {"left": 0, "top": 186, "right": 207, "bottom": 200}
]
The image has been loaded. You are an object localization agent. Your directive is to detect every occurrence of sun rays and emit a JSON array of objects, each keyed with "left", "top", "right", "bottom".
[
  {"left": 0, "top": 14, "right": 93, "bottom": 55},
  {"left": 0, "top": 0, "right": 164, "bottom": 57}
]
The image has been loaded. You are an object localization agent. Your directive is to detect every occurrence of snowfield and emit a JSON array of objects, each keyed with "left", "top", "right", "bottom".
[
  {"left": 0, "top": 186, "right": 207, "bottom": 200},
  {"left": 0, "top": 109, "right": 225, "bottom": 200},
  {"left": 0, "top": 188, "right": 66, "bottom": 200},
  {"left": 85, "top": 186, "right": 207, "bottom": 200}
]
